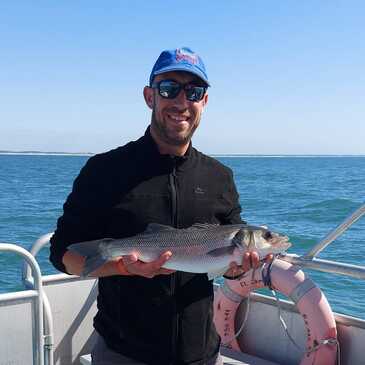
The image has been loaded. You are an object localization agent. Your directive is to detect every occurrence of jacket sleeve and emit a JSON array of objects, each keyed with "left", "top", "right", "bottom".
[
  {"left": 49, "top": 155, "right": 112, "bottom": 273},
  {"left": 222, "top": 168, "right": 245, "bottom": 225}
]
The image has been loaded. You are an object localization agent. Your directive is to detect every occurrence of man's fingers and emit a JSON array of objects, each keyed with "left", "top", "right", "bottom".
[
  {"left": 242, "top": 252, "right": 251, "bottom": 272},
  {"left": 121, "top": 251, "right": 174, "bottom": 278},
  {"left": 241, "top": 251, "right": 261, "bottom": 272},
  {"left": 151, "top": 251, "right": 172, "bottom": 270},
  {"left": 251, "top": 251, "right": 260, "bottom": 268},
  {"left": 222, "top": 251, "right": 273, "bottom": 279},
  {"left": 142, "top": 252, "right": 173, "bottom": 277},
  {"left": 122, "top": 253, "right": 138, "bottom": 266}
]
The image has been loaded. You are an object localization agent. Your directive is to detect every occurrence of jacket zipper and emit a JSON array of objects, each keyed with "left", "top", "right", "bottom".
[
  {"left": 169, "top": 165, "right": 178, "bottom": 227},
  {"left": 169, "top": 162, "right": 179, "bottom": 363}
]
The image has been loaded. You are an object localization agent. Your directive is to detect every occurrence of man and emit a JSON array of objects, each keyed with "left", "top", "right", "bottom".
[{"left": 50, "top": 47, "right": 262, "bottom": 365}]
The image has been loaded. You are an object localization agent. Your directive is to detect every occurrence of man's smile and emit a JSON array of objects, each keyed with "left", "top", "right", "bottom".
[{"left": 166, "top": 113, "right": 191, "bottom": 124}]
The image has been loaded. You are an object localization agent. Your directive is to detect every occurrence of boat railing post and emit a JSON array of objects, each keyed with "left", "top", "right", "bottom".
[
  {"left": 303, "top": 203, "right": 365, "bottom": 259},
  {"left": 22, "top": 232, "right": 54, "bottom": 287},
  {"left": 21, "top": 232, "right": 55, "bottom": 365},
  {"left": 280, "top": 253, "right": 365, "bottom": 280},
  {"left": 279, "top": 203, "right": 365, "bottom": 281},
  {"left": 0, "top": 243, "right": 45, "bottom": 365}
]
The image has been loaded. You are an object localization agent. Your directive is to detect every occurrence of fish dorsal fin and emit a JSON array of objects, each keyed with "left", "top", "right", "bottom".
[
  {"left": 232, "top": 229, "right": 247, "bottom": 251},
  {"left": 206, "top": 245, "right": 235, "bottom": 257},
  {"left": 144, "top": 223, "right": 175, "bottom": 233},
  {"left": 190, "top": 223, "right": 220, "bottom": 230}
]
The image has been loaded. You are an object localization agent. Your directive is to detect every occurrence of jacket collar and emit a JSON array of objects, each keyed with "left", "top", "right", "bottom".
[{"left": 143, "top": 126, "right": 194, "bottom": 171}]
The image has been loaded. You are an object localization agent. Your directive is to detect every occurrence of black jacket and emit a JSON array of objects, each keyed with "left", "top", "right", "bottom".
[{"left": 50, "top": 128, "right": 242, "bottom": 365}]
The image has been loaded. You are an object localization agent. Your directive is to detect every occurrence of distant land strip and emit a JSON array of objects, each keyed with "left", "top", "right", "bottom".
[{"left": 0, "top": 150, "right": 94, "bottom": 156}]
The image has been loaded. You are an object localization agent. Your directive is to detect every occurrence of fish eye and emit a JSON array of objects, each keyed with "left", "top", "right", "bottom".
[{"left": 263, "top": 231, "right": 273, "bottom": 240}]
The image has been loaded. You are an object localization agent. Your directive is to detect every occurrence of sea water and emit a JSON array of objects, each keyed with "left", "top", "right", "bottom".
[{"left": 0, "top": 154, "right": 364, "bottom": 319}]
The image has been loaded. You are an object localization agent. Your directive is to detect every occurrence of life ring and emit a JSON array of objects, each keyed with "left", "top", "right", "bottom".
[{"left": 213, "top": 259, "right": 338, "bottom": 365}]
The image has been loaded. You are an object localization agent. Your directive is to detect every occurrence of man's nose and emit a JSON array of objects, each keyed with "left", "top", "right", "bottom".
[{"left": 173, "top": 88, "right": 189, "bottom": 107}]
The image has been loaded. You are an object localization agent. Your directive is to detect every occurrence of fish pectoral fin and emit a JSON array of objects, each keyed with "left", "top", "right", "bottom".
[
  {"left": 144, "top": 223, "right": 175, "bottom": 233},
  {"left": 232, "top": 229, "right": 246, "bottom": 251},
  {"left": 207, "top": 266, "right": 230, "bottom": 280},
  {"left": 206, "top": 245, "right": 235, "bottom": 257}
]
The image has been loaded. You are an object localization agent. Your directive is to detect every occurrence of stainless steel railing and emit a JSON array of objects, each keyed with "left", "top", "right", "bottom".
[
  {"left": 304, "top": 203, "right": 365, "bottom": 259},
  {"left": 0, "top": 243, "right": 45, "bottom": 365},
  {"left": 22, "top": 233, "right": 55, "bottom": 365},
  {"left": 280, "top": 202, "right": 365, "bottom": 280}
]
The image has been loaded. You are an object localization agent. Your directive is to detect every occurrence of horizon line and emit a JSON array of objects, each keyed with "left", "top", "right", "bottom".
[{"left": 1, "top": 150, "right": 365, "bottom": 157}]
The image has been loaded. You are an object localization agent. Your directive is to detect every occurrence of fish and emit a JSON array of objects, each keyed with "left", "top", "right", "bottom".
[{"left": 68, "top": 223, "right": 291, "bottom": 279}]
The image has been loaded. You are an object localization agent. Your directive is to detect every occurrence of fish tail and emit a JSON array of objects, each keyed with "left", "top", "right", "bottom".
[
  {"left": 68, "top": 238, "right": 113, "bottom": 257},
  {"left": 68, "top": 238, "right": 114, "bottom": 276}
]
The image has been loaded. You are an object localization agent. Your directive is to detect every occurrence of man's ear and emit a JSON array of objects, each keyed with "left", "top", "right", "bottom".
[
  {"left": 143, "top": 86, "right": 154, "bottom": 109},
  {"left": 202, "top": 92, "right": 208, "bottom": 108}
]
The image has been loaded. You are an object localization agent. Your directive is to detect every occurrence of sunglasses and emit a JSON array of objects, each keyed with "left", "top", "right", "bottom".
[{"left": 151, "top": 80, "right": 207, "bottom": 102}]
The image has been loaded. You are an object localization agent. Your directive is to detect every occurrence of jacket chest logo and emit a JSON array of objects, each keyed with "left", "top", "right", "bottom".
[{"left": 194, "top": 187, "right": 205, "bottom": 195}]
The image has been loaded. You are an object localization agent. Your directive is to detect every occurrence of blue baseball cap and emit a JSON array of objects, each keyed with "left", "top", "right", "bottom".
[{"left": 149, "top": 47, "right": 210, "bottom": 87}]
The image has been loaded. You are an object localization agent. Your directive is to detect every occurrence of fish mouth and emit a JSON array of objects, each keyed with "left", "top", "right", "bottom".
[{"left": 267, "top": 233, "right": 290, "bottom": 248}]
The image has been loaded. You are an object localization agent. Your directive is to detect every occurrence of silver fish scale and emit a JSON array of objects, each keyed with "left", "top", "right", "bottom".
[
  {"left": 104, "top": 226, "right": 245, "bottom": 274},
  {"left": 126, "top": 225, "right": 242, "bottom": 253},
  {"left": 123, "top": 226, "right": 243, "bottom": 274}
]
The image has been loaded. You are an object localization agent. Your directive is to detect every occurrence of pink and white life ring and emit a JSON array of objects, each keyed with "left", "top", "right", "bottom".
[{"left": 213, "top": 259, "right": 338, "bottom": 365}]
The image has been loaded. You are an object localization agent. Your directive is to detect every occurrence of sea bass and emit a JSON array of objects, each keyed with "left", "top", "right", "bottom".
[{"left": 68, "top": 223, "right": 291, "bottom": 279}]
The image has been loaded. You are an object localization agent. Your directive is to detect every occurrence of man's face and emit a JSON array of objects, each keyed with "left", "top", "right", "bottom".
[{"left": 144, "top": 71, "right": 208, "bottom": 147}]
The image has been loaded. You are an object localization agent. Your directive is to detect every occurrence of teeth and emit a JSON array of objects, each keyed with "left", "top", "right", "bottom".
[{"left": 169, "top": 114, "right": 188, "bottom": 121}]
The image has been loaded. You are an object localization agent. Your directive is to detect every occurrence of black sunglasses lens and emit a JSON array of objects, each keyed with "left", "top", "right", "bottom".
[
  {"left": 185, "top": 86, "right": 205, "bottom": 101},
  {"left": 154, "top": 80, "right": 205, "bottom": 101},
  {"left": 159, "top": 81, "right": 181, "bottom": 99}
]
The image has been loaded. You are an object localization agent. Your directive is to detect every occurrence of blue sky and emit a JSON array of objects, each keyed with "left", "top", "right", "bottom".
[{"left": 1, "top": 1, "right": 364, "bottom": 154}]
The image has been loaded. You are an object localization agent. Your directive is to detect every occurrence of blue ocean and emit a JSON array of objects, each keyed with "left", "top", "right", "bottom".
[{"left": 0, "top": 154, "right": 364, "bottom": 319}]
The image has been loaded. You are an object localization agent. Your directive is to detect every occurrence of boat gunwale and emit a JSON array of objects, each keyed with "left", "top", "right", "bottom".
[{"left": 26, "top": 273, "right": 365, "bottom": 330}]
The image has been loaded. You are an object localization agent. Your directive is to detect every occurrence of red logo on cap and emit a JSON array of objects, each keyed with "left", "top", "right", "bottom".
[{"left": 176, "top": 48, "right": 198, "bottom": 64}]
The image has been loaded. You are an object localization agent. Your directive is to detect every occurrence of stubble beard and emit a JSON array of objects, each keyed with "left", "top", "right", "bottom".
[{"left": 151, "top": 109, "right": 200, "bottom": 147}]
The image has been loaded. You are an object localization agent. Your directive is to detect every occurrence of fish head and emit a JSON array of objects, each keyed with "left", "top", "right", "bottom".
[{"left": 234, "top": 225, "right": 291, "bottom": 257}]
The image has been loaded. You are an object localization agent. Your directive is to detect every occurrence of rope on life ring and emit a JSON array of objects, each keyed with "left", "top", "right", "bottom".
[{"left": 213, "top": 259, "right": 338, "bottom": 365}]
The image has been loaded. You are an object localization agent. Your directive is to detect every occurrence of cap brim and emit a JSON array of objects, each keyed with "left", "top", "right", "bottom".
[{"left": 152, "top": 64, "right": 210, "bottom": 86}]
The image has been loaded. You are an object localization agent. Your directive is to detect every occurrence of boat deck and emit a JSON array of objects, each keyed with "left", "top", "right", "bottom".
[
  {"left": 221, "top": 348, "right": 279, "bottom": 365},
  {"left": 80, "top": 347, "right": 280, "bottom": 365}
]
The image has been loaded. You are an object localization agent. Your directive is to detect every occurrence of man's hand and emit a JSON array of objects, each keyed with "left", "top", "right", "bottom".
[
  {"left": 120, "top": 251, "right": 176, "bottom": 278},
  {"left": 224, "top": 252, "right": 274, "bottom": 279}
]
